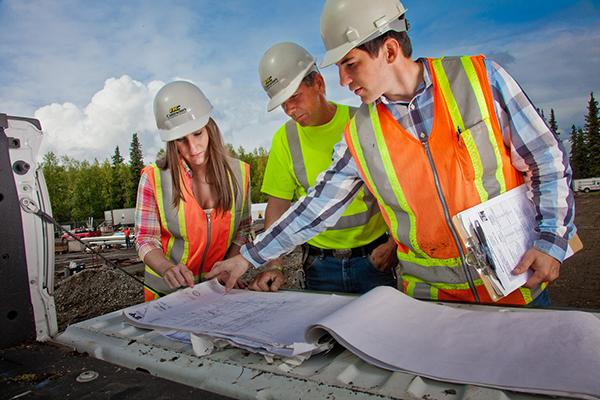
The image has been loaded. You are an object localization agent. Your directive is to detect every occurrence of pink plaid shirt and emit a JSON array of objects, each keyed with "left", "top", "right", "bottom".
[{"left": 134, "top": 161, "right": 252, "bottom": 261}]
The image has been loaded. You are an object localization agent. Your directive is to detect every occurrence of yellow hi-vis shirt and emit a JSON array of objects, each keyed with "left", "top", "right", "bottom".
[{"left": 261, "top": 102, "right": 387, "bottom": 250}]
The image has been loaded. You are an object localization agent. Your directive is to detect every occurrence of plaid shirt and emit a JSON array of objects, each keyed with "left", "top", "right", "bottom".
[
  {"left": 242, "top": 57, "right": 575, "bottom": 266},
  {"left": 135, "top": 160, "right": 251, "bottom": 261}
]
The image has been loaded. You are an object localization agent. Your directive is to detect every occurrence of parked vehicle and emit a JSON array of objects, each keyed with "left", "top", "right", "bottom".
[
  {"left": 104, "top": 208, "right": 135, "bottom": 229},
  {"left": 573, "top": 177, "right": 600, "bottom": 193},
  {"left": 60, "top": 227, "right": 102, "bottom": 242}
]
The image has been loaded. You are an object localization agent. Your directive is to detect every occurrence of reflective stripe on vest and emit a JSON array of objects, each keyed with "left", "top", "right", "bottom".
[
  {"left": 345, "top": 55, "right": 537, "bottom": 304},
  {"left": 143, "top": 159, "right": 249, "bottom": 300},
  {"left": 285, "top": 106, "right": 379, "bottom": 230}
]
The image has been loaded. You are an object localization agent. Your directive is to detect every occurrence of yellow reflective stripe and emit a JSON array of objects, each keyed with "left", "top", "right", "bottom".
[
  {"left": 145, "top": 264, "right": 161, "bottom": 277},
  {"left": 368, "top": 106, "right": 426, "bottom": 259},
  {"left": 519, "top": 287, "right": 533, "bottom": 304},
  {"left": 227, "top": 168, "right": 236, "bottom": 246},
  {"left": 432, "top": 58, "right": 465, "bottom": 132},
  {"left": 461, "top": 57, "right": 488, "bottom": 120},
  {"left": 396, "top": 251, "right": 462, "bottom": 267},
  {"left": 178, "top": 197, "right": 189, "bottom": 265},
  {"left": 461, "top": 57, "right": 507, "bottom": 195},
  {"left": 435, "top": 57, "right": 487, "bottom": 202},
  {"left": 460, "top": 128, "right": 488, "bottom": 203},
  {"left": 430, "top": 285, "right": 439, "bottom": 301},
  {"left": 518, "top": 282, "right": 546, "bottom": 304},
  {"left": 352, "top": 106, "right": 462, "bottom": 268},
  {"left": 405, "top": 281, "right": 415, "bottom": 297},
  {"left": 152, "top": 165, "right": 175, "bottom": 260},
  {"left": 402, "top": 273, "right": 483, "bottom": 290}
]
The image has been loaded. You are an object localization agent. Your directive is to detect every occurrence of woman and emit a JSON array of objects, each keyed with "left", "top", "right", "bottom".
[{"left": 135, "top": 81, "right": 251, "bottom": 301}]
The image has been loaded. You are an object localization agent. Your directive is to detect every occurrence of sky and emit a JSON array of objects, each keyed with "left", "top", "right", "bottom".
[{"left": 0, "top": 0, "right": 598, "bottom": 164}]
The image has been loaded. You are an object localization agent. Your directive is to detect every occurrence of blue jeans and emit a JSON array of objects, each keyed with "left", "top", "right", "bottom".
[
  {"left": 303, "top": 251, "right": 397, "bottom": 294},
  {"left": 528, "top": 288, "right": 551, "bottom": 307}
]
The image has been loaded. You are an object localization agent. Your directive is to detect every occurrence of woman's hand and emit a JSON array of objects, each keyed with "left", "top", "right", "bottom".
[
  {"left": 162, "top": 263, "right": 196, "bottom": 289},
  {"left": 206, "top": 254, "right": 252, "bottom": 292}
]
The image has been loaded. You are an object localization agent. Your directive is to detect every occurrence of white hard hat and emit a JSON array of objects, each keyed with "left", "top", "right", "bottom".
[
  {"left": 258, "top": 42, "right": 318, "bottom": 112},
  {"left": 319, "top": 0, "right": 408, "bottom": 68},
  {"left": 153, "top": 81, "right": 214, "bottom": 142}
]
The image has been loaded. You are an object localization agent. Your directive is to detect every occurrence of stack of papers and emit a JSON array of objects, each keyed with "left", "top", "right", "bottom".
[
  {"left": 123, "top": 281, "right": 600, "bottom": 399},
  {"left": 123, "top": 279, "right": 354, "bottom": 360}
]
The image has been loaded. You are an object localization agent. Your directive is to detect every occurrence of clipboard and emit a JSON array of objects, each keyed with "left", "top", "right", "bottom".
[
  {"left": 452, "top": 185, "right": 583, "bottom": 302},
  {"left": 452, "top": 215, "right": 505, "bottom": 301}
]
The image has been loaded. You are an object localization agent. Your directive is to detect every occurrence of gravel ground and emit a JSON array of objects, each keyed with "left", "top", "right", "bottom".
[{"left": 54, "top": 193, "right": 600, "bottom": 331}]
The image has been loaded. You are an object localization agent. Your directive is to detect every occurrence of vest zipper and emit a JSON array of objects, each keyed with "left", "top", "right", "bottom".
[
  {"left": 198, "top": 211, "right": 211, "bottom": 282},
  {"left": 418, "top": 132, "right": 481, "bottom": 303}
]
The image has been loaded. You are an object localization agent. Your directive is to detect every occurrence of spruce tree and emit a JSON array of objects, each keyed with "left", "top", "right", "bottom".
[
  {"left": 112, "top": 146, "right": 124, "bottom": 166},
  {"left": 548, "top": 109, "right": 559, "bottom": 140},
  {"left": 570, "top": 125, "right": 587, "bottom": 179},
  {"left": 584, "top": 92, "right": 600, "bottom": 177},
  {"left": 129, "top": 133, "right": 144, "bottom": 205},
  {"left": 109, "top": 146, "right": 126, "bottom": 209}
]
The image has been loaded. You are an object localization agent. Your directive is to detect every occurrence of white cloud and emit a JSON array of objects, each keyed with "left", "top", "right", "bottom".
[
  {"left": 2, "top": 0, "right": 598, "bottom": 166},
  {"left": 35, "top": 76, "right": 163, "bottom": 163}
]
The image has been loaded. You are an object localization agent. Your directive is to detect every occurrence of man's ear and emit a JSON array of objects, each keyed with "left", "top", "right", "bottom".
[
  {"left": 382, "top": 38, "right": 402, "bottom": 64},
  {"left": 315, "top": 73, "right": 326, "bottom": 95}
]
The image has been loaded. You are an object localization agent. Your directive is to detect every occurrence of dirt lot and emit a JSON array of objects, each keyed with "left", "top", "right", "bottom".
[{"left": 54, "top": 192, "right": 600, "bottom": 331}]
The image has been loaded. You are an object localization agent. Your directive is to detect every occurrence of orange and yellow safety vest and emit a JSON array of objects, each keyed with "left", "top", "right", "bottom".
[
  {"left": 142, "top": 158, "right": 250, "bottom": 301},
  {"left": 345, "top": 55, "right": 544, "bottom": 304}
]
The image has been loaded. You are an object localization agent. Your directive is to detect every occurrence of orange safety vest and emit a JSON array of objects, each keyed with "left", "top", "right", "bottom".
[
  {"left": 345, "top": 55, "right": 544, "bottom": 305},
  {"left": 142, "top": 158, "right": 250, "bottom": 301}
]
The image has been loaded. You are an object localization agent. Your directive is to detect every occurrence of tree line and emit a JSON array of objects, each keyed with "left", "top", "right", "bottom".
[
  {"left": 570, "top": 92, "right": 600, "bottom": 179},
  {"left": 41, "top": 92, "right": 600, "bottom": 226},
  {"left": 41, "top": 133, "right": 270, "bottom": 226}
]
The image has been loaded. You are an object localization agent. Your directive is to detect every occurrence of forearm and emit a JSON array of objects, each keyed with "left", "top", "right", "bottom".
[
  {"left": 242, "top": 142, "right": 364, "bottom": 266},
  {"left": 143, "top": 248, "right": 179, "bottom": 276}
]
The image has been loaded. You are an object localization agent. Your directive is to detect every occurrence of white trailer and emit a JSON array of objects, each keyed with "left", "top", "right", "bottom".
[
  {"left": 573, "top": 177, "right": 600, "bottom": 193},
  {"left": 104, "top": 207, "right": 136, "bottom": 228}
]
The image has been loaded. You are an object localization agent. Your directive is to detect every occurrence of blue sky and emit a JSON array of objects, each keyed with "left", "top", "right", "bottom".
[{"left": 0, "top": 0, "right": 598, "bottom": 163}]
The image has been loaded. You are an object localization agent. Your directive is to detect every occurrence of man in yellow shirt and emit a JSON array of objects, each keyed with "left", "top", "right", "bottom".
[{"left": 249, "top": 42, "right": 398, "bottom": 293}]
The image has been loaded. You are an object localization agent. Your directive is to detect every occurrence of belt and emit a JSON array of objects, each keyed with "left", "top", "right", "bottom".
[{"left": 306, "top": 233, "right": 388, "bottom": 260}]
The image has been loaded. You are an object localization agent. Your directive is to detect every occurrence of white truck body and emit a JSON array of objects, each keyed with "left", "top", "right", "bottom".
[
  {"left": 573, "top": 177, "right": 600, "bottom": 193},
  {"left": 2, "top": 113, "right": 598, "bottom": 400},
  {"left": 104, "top": 207, "right": 136, "bottom": 228}
]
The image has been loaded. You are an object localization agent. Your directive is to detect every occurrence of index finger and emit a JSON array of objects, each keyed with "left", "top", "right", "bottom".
[
  {"left": 205, "top": 262, "right": 224, "bottom": 279},
  {"left": 183, "top": 269, "right": 195, "bottom": 288}
]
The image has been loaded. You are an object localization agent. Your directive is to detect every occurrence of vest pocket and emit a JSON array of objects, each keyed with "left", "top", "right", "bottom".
[{"left": 453, "top": 125, "right": 476, "bottom": 183}]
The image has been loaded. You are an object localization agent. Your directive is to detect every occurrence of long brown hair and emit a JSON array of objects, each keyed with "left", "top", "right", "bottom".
[{"left": 156, "top": 118, "right": 240, "bottom": 215}]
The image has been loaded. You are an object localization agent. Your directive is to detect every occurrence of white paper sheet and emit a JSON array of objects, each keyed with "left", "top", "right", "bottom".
[
  {"left": 306, "top": 286, "right": 600, "bottom": 399},
  {"left": 124, "top": 279, "right": 354, "bottom": 357},
  {"left": 124, "top": 280, "right": 600, "bottom": 399},
  {"left": 456, "top": 184, "right": 537, "bottom": 295}
]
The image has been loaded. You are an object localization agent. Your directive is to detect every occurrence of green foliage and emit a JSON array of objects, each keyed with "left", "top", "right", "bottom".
[
  {"left": 228, "top": 145, "right": 270, "bottom": 204},
  {"left": 41, "top": 139, "right": 269, "bottom": 224},
  {"left": 548, "top": 109, "right": 559, "bottom": 140},
  {"left": 571, "top": 92, "right": 600, "bottom": 179},
  {"left": 584, "top": 92, "right": 600, "bottom": 177},
  {"left": 129, "top": 133, "right": 144, "bottom": 206},
  {"left": 570, "top": 125, "right": 587, "bottom": 179},
  {"left": 156, "top": 148, "right": 165, "bottom": 161}
]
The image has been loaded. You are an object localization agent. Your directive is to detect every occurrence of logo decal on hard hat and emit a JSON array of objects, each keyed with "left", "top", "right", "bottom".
[
  {"left": 166, "top": 105, "right": 187, "bottom": 120},
  {"left": 264, "top": 76, "right": 279, "bottom": 90}
]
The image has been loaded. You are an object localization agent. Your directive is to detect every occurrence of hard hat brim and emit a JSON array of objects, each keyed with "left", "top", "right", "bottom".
[
  {"left": 266, "top": 60, "right": 316, "bottom": 112},
  {"left": 319, "top": 9, "right": 408, "bottom": 68},
  {"left": 319, "top": 42, "right": 356, "bottom": 68},
  {"left": 159, "top": 107, "right": 213, "bottom": 142}
]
